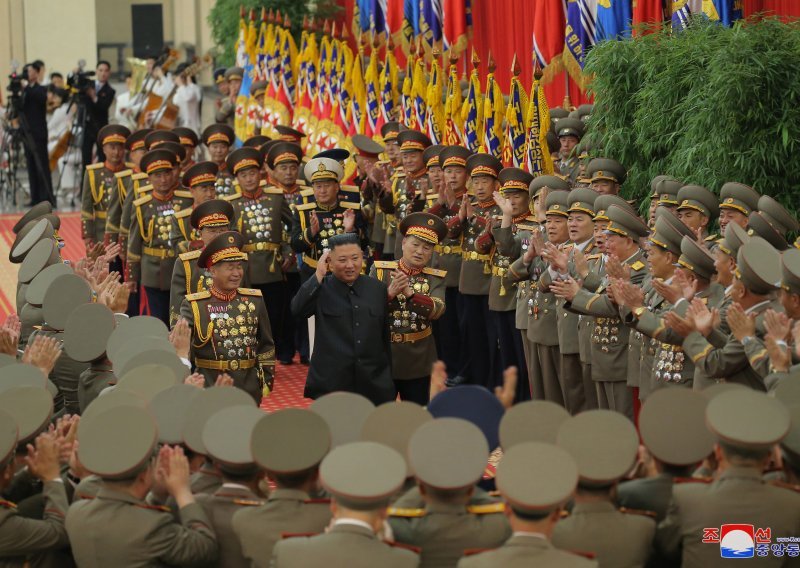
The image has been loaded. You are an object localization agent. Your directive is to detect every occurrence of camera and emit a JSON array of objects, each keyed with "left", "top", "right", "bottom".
[
  {"left": 5, "top": 62, "right": 26, "bottom": 99},
  {"left": 66, "top": 59, "right": 95, "bottom": 95}
]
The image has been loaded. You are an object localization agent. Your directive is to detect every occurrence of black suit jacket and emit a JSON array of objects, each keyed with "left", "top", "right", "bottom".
[
  {"left": 22, "top": 83, "right": 48, "bottom": 142},
  {"left": 86, "top": 82, "right": 115, "bottom": 130},
  {"left": 291, "top": 274, "right": 395, "bottom": 404}
]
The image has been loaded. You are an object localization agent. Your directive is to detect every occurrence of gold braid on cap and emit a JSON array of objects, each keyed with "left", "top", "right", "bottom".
[
  {"left": 102, "top": 134, "right": 127, "bottom": 145},
  {"left": 501, "top": 180, "right": 528, "bottom": 191},
  {"left": 274, "top": 152, "right": 300, "bottom": 165},
  {"left": 145, "top": 159, "right": 173, "bottom": 173},
  {"left": 469, "top": 164, "right": 496, "bottom": 177},
  {"left": 129, "top": 140, "right": 146, "bottom": 151},
  {"left": 406, "top": 226, "right": 439, "bottom": 244},
  {"left": 677, "top": 258, "right": 696, "bottom": 272},
  {"left": 719, "top": 198, "right": 749, "bottom": 216},
  {"left": 233, "top": 158, "right": 260, "bottom": 174},
  {"left": 605, "top": 221, "right": 629, "bottom": 237},
  {"left": 206, "top": 132, "right": 231, "bottom": 145},
  {"left": 189, "top": 173, "right": 217, "bottom": 187},
  {"left": 401, "top": 140, "right": 426, "bottom": 151},
  {"left": 443, "top": 156, "right": 467, "bottom": 168},
  {"left": 198, "top": 212, "right": 231, "bottom": 229},
  {"left": 209, "top": 247, "right": 247, "bottom": 265}
]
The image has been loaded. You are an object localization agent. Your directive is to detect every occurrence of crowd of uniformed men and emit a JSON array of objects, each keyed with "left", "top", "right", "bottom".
[{"left": 1, "top": 63, "right": 799, "bottom": 567}]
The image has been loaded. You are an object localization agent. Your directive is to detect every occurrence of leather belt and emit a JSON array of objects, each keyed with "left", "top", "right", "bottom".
[
  {"left": 435, "top": 244, "right": 463, "bottom": 255},
  {"left": 242, "top": 242, "right": 281, "bottom": 253},
  {"left": 195, "top": 358, "right": 256, "bottom": 372},
  {"left": 93, "top": 210, "right": 107, "bottom": 219},
  {"left": 391, "top": 327, "right": 433, "bottom": 343},
  {"left": 462, "top": 251, "right": 491, "bottom": 262},
  {"left": 143, "top": 246, "right": 176, "bottom": 259}
]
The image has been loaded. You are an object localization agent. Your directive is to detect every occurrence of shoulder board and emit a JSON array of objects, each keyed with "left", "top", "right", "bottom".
[
  {"left": 134, "top": 503, "right": 171, "bottom": 513},
  {"left": 674, "top": 476, "right": 712, "bottom": 484},
  {"left": 238, "top": 288, "right": 262, "bottom": 296},
  {"left": 281, "top": 532, "right": 318, "bottom": 539},
  {"left": 387, "top": 506, "right": 426, "bottom": 518},
  {"left": 174, "top": 189, "right": 193, "bottom": 199},
  {"left": 174, "top": 207, "right": 192, "bottom": 219},
  {"left": 186, "top": 290, "right": 211, "bottom": 301},
  {"left": 298, "top": 180, "right": 309, "bottom": 187},
  {"left": 516, "top": 224, "right": 539, "bottom": 231},
  {"left": 234, "top": 498, "right": 265, "bottom": 506},
  {"left": 584, "top": 242, "right": 596, "bottom": 252},
  {"left": 303, "top": 498, "right": 332, "bottom": 505},
  {"left": 619, "top": 507, "right": 657, "bottom": 518},
  {"left": 263, "top": 187, "right": 284, "bottom": 195},
  {"left": 422, "top": 267, "right": 447, "bottom": 278},
  {"left": 705, "top": 233, "right": 719, "bottom": 242},
  {"left": 586, "top": 253, "right": 602, "bottom": 260},
  {"left": 0, "top": 499, "right": 16, "bottom": 510},
  {"left": 487, "top": 490, "right": 501, "bottom": 497},
  {"left": 427, "top": 193, "right": 440, "bottom": 201},
  {"left": 125, "top": 161, "right": 135, "bottom": 169},
  {"left": 133, "top": 194, "right": 153, "bottom": 207},
  {"left": 296, "top": 203, "right": 317, "bottom": 211},
  {"left": 115, "top": 169, "right": 133, "bottom": 179},
  {"left": 629, "top": 260, "right": 646, "bottom": 271},
  {"left": 374, "top": 261, "right": 399, "bottom": 269},
  {"left": 136, "top": 184, "right": 153, "bottom": 195},
  {"left": 340, "top": 201, "right": 361, "bottom": 210},
  {"left": 222, "top": 193, "right": 241, "bottom": 202},
  {"left": 179, "top": 249, "right": 202, "bottom": 261},
  {"left": 300, "top": 188, "right": 315, "bottom": 197},
  {"left": 569, "top": 550, "right": 597, "bottom": 560},
  {"left": 87, "top": 163, "right": 104, "bottom": 170},
  {"left": 768, "top": 480, "right": 800, "bottom": 493},
  {"left": 132, "top": 172, "right": 148, "bottom": 181},
  {"left": 467, "top": 502, "right": 505, "bottom": 515},
  {"left": 462, "top": 548, "right": 496, "bottom": 557},
  {"left": 559, "top": 509, "right": 571, "bottom": 518},
  {"left": 386, "top": 541, "right": 422, "bottom": 554},
  {"left": 340, "top": 185, "right": 359, "bottom": 193}
]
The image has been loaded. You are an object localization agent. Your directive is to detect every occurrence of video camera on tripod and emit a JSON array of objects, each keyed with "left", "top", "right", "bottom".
[
  {"left": 5, "top": 61, "right": 28, "bottom": 112},
  {"left": 66, "top": 59, "right": 96, "bottom": 100}
]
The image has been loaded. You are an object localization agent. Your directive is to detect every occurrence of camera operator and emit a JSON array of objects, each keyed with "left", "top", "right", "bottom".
[
  {"left": 21, "top": 61, "right": 53, "bottom": 206},
  {"left": 82, "top": 60, "right": 115, "bottom": 166}
]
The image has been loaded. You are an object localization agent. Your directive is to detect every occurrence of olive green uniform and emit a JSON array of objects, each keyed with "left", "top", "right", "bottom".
[
  {"left": 0, "top": 481, "right": 69, "bottom": 565},
  {"left": 195, "top": 484, "right": 264, "bottom": 568},
  {"left": 458, "top": 534, "right": 597, "bottom": 568},
  {"left": 104, "top": 167, "right": 133, "bottom": 245},
  {"left": 81, "top": 163, "right": 124, "bottom": 244}
]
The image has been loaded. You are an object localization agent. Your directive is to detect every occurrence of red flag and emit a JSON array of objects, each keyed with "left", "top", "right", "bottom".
[
  {"left": 443, "top": 0, "right": 471, "bottom": 55},
  {"left": 632, "top": 0, "right": 665, "bottom": 36},
  {"left": 532, "top": 0, "right": 566, "bottom": 83}
]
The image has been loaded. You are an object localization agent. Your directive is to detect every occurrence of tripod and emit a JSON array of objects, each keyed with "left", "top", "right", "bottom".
[
  {"left": 0, "top": 114, "right": 26, "bottom": 207},
  {"left": 53, "top": 94, "right": 87, "bottom": 208}
]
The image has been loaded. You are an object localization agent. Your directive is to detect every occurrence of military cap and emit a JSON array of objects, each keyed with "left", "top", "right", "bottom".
[
  {"left": 0, "top": 410, "right": 18, "bottom": 465},
  {"left": 499, "top": 400, "right": 570, "bottom": 450},
  {"left": 243, "top": 134, "right": 271, "bottom": 148},
  {"left": 182, "top": 161, "right": 219, "bottom": 190},
  {"left": 304, "top": 157, "right": 343, "bottom": 183},
  {"left": 576, "top": 103, "right": 593, "bottom": 121},
  {"left": 568, "top": 187, "right": 598, "bottom": 216},
  {"left": 650, "top": 175, "right": 673, "bottom": 196},
  {"left": 249, "top": 80, "right": 267, "bottom": 97},
  {"left": 497, "top": 442, "right": 578, "bottom": 515},
  {"left": 409, "top": 417, "right": 489, "bottom": 490},
  {"left": 422, "top": 144, "right": 445, "bottom": 168},
  {"left": 556, "top": 117, "right": 585, "bottom": 140},
  {"left": 226, "top": 147, "right": 262, "bottom": 175},
  {"left": 213, "top": 67, "right": 226, "bottom": 83},
  {"left": 109, "top": 334, "right": 173, "bottom": 369},
  {"left": 197, "top": 231, "right": 247, "bottom": 269},
  {"left": 314, "top": 148, "right": 351, "bottom": 162},
  {"left": 396, "top": 130, "right": 431, "bottom": 153},
  {"left": 310, "top": 391, "right": 375, "bottom": 448},
  {"left": 159, "top": 141, "right": 187, "bottom": 162},
  {"left": 97, "top": 124, "right": 130, "bottom": 146},
  {"left": 0, "top": 354, "right": 16, "bottom": 369},
  {"left": 427, "top": 384, "right": 505, "bottom": 450},
  {"left": 78, "top": 405, "right": 157, "bottom": 480},
  {"left": 266, "top": 141, "right": 303, "bottom": 169},
  {"left": 736, "top": 237, "right": 781, "bottom": 295},
  {"left": 774, "top": 378, "right": 800, "bottom": 405},
  {"left": 399, "top": 212, "right": 447, "bottom": 245},
  {"left": 83, "top": 388, "right": 147, "bottom": 421},
  {"left": 587, "top": 157, "right": 626, "bottom": 185},
  {"left": 557, "top": 410, "right": 639, "bottom": 486},
  {"left": 0, "top": 363, "right": 56, "bottom": 399},
  {"left": 604, "top": 204, "right": 648, "bottom": 240},
  {"left": 748, "top": 211, "right": 789, "bottom": 250},
  {"left": 190, "top": 199, "right": 233, "bottom": 230},
  {"left": 42, "top": 274, "right": 92, "bottom": 331},
  {"left": 116, "top": 363, "right": 180, "bottom": 402},
  {"left": 639, "top": 389, "right": 714, "bottom": 466},
  {"left": 320, "top": 441, "right": 406, "bottom": 510},
  {"left": 547, "top": 130, "right": 561, "bottom": 155},
  {"left": 781, "top": 248, "right": 800, "bottom": 295},
  {"left": 352, "top": 134, "right": 385, "bottom": 158},
  {"left": 719, "top": 182, "right": 759, "bottom": 216},
  {"left": 499, "top": 168, "right": 534, "bottom": 194},
  {"left": 758, "top": 195, "right": 799, "bottom": 234},
  {"left": 12, "top": 201, "right": 52, "bottom": 234},
  {"left": 202, "top": 124, "right": 235, "bottom": 146},
  {"left": 25, "top": 262, "right": 71, "bottom": 306},
  {"left": 707, "top": 390, "right": 789, "bottom": 450},
  {"left": 224, "top": 66, "right": 244, "bottom": 81},
  {"left": 380, "top": 121, "right": 406, "bottom": 143},
  {"left": 63, "top": 303, "right": 115, "bottom": 363},
  {"left": 144, "top": 129, "right": 180, "bottom": 150},
  {"left": 545, "top": 190, "right": 570, "bottom": 217},
  {"left": 676, "top": 236, "right": 716, "bottom": 280},
  {"left": 466, "top": 153, "right": 501, "bottom": 179},
  {"left": 117, "top": 349, "right": 189, "bottom": 383},
  {"left": 172, "top": 127, "right": 199, "bottom": 148},
  {"left": 106, "top": 316, "right": 168, "bottom": 363},
  {"left": 716, "top": 222, "right": 750, "bottom": 257},
  {"left": 700, "top": 382, "right": 747, "bottom": 400},
  {"left": 529, "top": 175, "right": 571, "bottom": 197},
  {"left": 258, "top": 139, "right": 280, "bottom": 162},
  {"left": 360, "top": 401, "right": 432, "bottom": 476},
  {"left": 655, "top": 178, "right": 683, "bottom": 206},
  {"left": 148, "top": 384, "right": 201, "bottom": 445},
  {"left": 781, "top": 404, "right": 800, "bottom": 470},
  {"left": 125, "top": 128, "right": 152, "bottom": 152},
  {"left": 649, "top": 215, "right": 684, "bottom": 256},
  {"left": 252, "top": 408, "right": 330, "bottom": 473},
  {"left": 439, "top": 145, "right": 472, "bottom": 170},
  {"left": 12, "top": 218, "right": 56, "bottom": 267},
  {"left": 549, "top": 107, "right": 569, "bottom": 129},
  {"left": 274, "top": 125, "right": 306, "bottom": 143},
  {"left": 140, "top": 148, "right": 179, "bottom": 175},
  {"left": 182, "top": 386, "right": 255, "bottom": 455},
  {"left": 0, "top": 386, "right": 52, "bottom": 445},
  {"left": 203, "top": 406, "right": 263, "bottom": 474},
  {"left": 19, "top": 305, "right": 43, "bottom": 332},
  {"left": 676, "top": 185, "right": 719, "bottom": 219}
]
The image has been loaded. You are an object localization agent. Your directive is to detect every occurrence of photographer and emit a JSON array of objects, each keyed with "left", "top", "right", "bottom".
[
  {"left": 81, "top": 60, "right": 115, "bottom": 166},
  {"left": 21, "top": 61, "right": 53, "bottom": 206}
]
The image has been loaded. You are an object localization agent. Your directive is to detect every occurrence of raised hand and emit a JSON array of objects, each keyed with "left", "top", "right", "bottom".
[
  {"left": 764, "top": 309, "right": 791, "bottom": 342},
  {"left": 387, "top": 270, "right": 409, "bottom": 301},
  {"left": 309, "top": 212, "right": 320, "bottom": 237},
  {"left": 652, "top": 278, "right": 682, "bottom": 305},
  {"left": 493, "top": 191, "right": 514, "bottom": 217},
  {"left": 674, "top": 269, "right": 700, "bottom": 300},
  {"left": 0, "top": 329, "right": 17, "bottom": 357},
  {"left": 25, "top": 432, "right": 61, "bottom": 482},
  {"left": 687, "top": 298, "right": 718, "bottom": 337},
  {"left": 664, "top": 311, "right": 694, "bottom": 338},
  {"left": 315, "top": 250, "right": 330, "bottom": 284},
  {"left": 494, "top": 366, "right": 518, "bottom": 409},
  {"left": 429, "top": 360, "right": 448, "bottom": 400},
  {"left": 613, "top": 279, "right": 645, "bottom": 309},
  {"left": 573, "top": 248, "right": 589, "bottom": 279},
  {"left": 22, "top": 335, "right": 62, "bottom": 376},
  {"left": 169, "top": 318, "right": 191, "bottom": 359},
  {"left": 343, "top": 209, "right": 356, "bottom": 232},
  {"left": 765, "top": 335, "right": 791, "bottom": 374},
  {"left": 542, "top": 242, "right": 568, "bottom": 273},
  {"left": 550, "top": 276, "right": 581, "bottom": 302},
  {"left": 726, "top": 303, "right": 756, "bottom": 342},
  {"left": 2, "top": 314, "right": 21, "bottom": 341},
  {"left": 535, "top": 188, "right": 549, "bottom": 221},
  {"left": 605, "top": 255, "right": 631, "bottom": 281},
  {"left": 215, "top": 373, "right": 234, "bottom": 387}
]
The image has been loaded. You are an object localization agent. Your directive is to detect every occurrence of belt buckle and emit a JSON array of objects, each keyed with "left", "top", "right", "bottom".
[
  {"left": 229, "top": 359, "right": 240, "bottom": 371},
  {"left": 443, "top": 246, "right": 451, "bottom": 254},
  {"left": 391, "top": 333, "right": 403, "bottom": 343},
  {"left": 470, "top": 251, "right": 478, "bottom": 260}
]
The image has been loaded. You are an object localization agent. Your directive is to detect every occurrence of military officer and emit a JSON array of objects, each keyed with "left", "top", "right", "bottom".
[
  {"left": 274, "top": 124, "right": 306, "bottom": 145},
  {"left": 652, "top": 176, "right": 682, "bottom": 216},
  {"left": 389, "top": 418, "right": 510, "bottom": 566},
  {"left": 169, "top": 198, "right": 235, "bottom": 327},
  {"left": 202, "top": 124, "right": 237, "bottom": 197},
  {"left": 676, "top": 184, "right": 719, "bottom": 242},
  {"left": 106, "top": 127, "right": 150, "bottom": 249},
  {"left": 585, "top": 157, "right": 626, "bottom": 196},
  {"left": 554, "top": 118, "right": 585, "bottom": 182},
  {"left": 215, "top": 66, "right": 242, "bottom": 127},
  {"left": 718, "top": 182, "right": 759, "bottom": 235},
  {"left": 173, "top": 126, "right": 199, "bottom": 172},
  {"left": 352, "top": 134, "right": 388, "bottom": 257},
  {"left": 266, "top": 141, "right": 306, "bottom": 203},
  {"left": 81, "top": 124, "right": 130, "bottom": 250},
  {"left": 458, "top": 442, "right": 597, "bottom": 567},
  {"left": 757, "top": 194, "right": 800, "bottom": 239},
  {"left": 233, "top": 409, "right": 333, "bottom": 567},
  {"left": 371, "top": 212, "right": 447, "bottom": 405},
  {"left": 127, "top": 148, "right": 194, "bottom": 323},
  {"left": 271, "top": 441, "right": 418, "bottom": 567},
  {"left": 379, "top": 121, "right": 407, "bottom": 259},
  {"left": 656, "top": 390, "right": 800, "bottom": 566},
  {"left": 171, "top": 161, "right": 220, "bottom": 251},
  {"left": 390, "top": 130, "right": 432, "bottom": 259},
  {"left": 553, "top": 410, "right": 656, "bottom": 566}
]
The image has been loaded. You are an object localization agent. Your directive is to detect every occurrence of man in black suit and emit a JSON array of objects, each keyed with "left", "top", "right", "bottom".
[
  {"left": 82, "top": 60, "right": 115, "bottom": 166},
  {"left": 21, "top": 61, "right": 53, "bottom": 206},
  {"left": 291, "top": 233, "right": 395, "bottom": 404}
]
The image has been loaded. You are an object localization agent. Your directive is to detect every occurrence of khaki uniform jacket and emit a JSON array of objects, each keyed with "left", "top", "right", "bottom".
[
  {"left": 508, "top": 256, "right": 558, "bottom": 347},
  {"left": 0, "top": 481, "right": 69, "bottom": 566},
  {"left": 190, "top": 464, "right": 223, "bottom": 496},
  {"left": 483, "top": 217, "right": 538, "bottom": 313},
  {"left": 379, "top": 167, "right": 404, "bottom": 254},
  {"left": 577, "top": 253, "right": 604, "bottom": 365},
  {"left": 617, "top": 473, "right": 678, "bottom": 523},
  {"left": 117, "top": 172, "right": 149, "bottom": 254},
  {"left": 195, "top": 484, "right": 264, "bottom": 568},
  {"left": 624, "top": 278, "right": 655, "bottom": 391},
  {"left": 29, "top": 327, "right": 88, "bottom": 415},
  {"left": 232, "top": 488, "right": 332, "bottom": 568},
  {"left": 552, "top": 501, "right": 656, "bottom": 568},
  {"left": 428, "top": 197, "right": 465, "bottom": 288},
  {"left": 656, "top": 466, "right": 800, "bottom": 567},
  {"left": 77, "top": 360, "right": 116, "bottom": 413},
  {"left": 271, "top": 522, "right": 419, "bottom": 568},
  {"left": 392, "top": 172, "right": 432, "bottom": 259},
  {"left": 450, "top": 202, "right": 500, "bottom": 296},
  {"left": 82, "top": 163, "right": 124, "bottom": 244},
  {"left": 457, "top": 534, "right": 598, "bottom": 568},
  {"left": 65, "top": 486, "right": 218, "bottom": 567},
  {"left": 105, "top": 167, "right": 133, "bottom": 245}
]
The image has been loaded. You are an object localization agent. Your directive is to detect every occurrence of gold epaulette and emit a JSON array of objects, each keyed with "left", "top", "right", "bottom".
[
  {"left": 467, "top": 502, "right": 505, "bottom": 515},
  {"left": 560, "top": 509, "right": 570, "bottom": 518},
  {"left": 619, "top": 507, "right": 657, "bottom": 518},
  {"left": 341, "top": 184, "right": 359, "bottom": 193},
  {"left": 238, "top": 288, "right": 262, "bottom": 296},
  {"left": 422, "top": 267, "right": 447, "bottom": 278},
  {"left": 186, "top": 290, "right": 211, "bottom": 301},
  {"left": 234, "top": 498, "right": 264, "bottom": 506},
  {"left": 179, "top": 249, "right": 202, "bottom": 261},
  {"left": 296, "top": 202, "right": 317, "bottom": 211},
  {"left": 125, "top": 161, "right": 135, "bottom": 169},
  {"left": 132, "top": 172, "right": 148, "bottom": 181},
  {"left": 705, "top": 233, "right": 719, "bottom": 242},
  {"left": 674, "top": 476, "right": 712, "bottom": 484},
  {"left": 300, "top": 187, "right": 314, "bottom": 197},
  {"left": 340, "top": 201, "right": 361, "bottom": 210},
  {"left": 87, "top": 163, "right": 104, "bottom": 170},
  {"left": 133, "top": 194, "right": 152, "bottom": 207},
  {"left": 516, "top": 224, "right": 539, "bottom": 231},
  {"left": 388, "top": 506, "right": 426, "bottom": 518},
  {"left": 136, "top": 184, "right": 153, "bottom": 195},
  {"left": 174, "top": 207, "right": 192, "bottom": 219},
  {"left": 586, "top": 253, "right": 602, "bottom": 260},
  {"left": 115, "top": 169, "right": 133, "bottom": 179},
  {"left": 222, "top": 193, "right": 240, "bottom": 202},
  {"left": 174, "top": 189, "right": 193, "bottom": 199},
  {"left": 630, "top": 260, "right": 646, "bottom": 271},
  {"left": 374, "top": 260, "right": 398, "bottom": 269},
  {"left": 134, "top": 503, "right": 171, "bottom": 513},
  {"left": 263, "top": 187, "right": 284, "bottom": 195},
  {"left": 563, "top": 243, "right": 575, "bottom": 250}
]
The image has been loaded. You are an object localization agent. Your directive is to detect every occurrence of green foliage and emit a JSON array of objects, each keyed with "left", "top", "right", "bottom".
[
  {"left": 585, "top": 17, "right": 800, "bottom": 215},
  {"left": 208, "top": 0, "right": 342, "bottom": 66}
]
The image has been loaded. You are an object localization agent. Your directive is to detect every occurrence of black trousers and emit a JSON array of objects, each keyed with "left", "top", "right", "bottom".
[
  {"left": 433, "top": 286, "right": 463, "bottom": 378},
  {"left": 489, "top": 309, "right": 530, "bottom": 402},
  {"left": 457, "top": 293, "right": 500, "bottom": 388},
  {"left": 276, "top": 272, "right": 309, "bottom": 361},
  {"left": 256, "top": 281, "right": 286, "bottom": 351},
  {"left": 394, "top": 377, "right": 430, "bottom": 406},
  {"left": 25, "top": 136, "right": 52, "bottom": 205},
  {"left": 143, "top": 286, "right": 170, "bottom": 326}
]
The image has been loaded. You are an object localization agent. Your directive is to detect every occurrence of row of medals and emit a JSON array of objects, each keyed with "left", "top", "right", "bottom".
[
  {"left": 216, "top": 177, "right": 235, "bottom": 196},
  {"left": 592, "top": 317, "right": 621, "bottom": 352},
  {"left": 244, "top": 202, "right": 274, "bottom": 240},
  {"left": 319, "top": 219, "right": 343, "bottom": 249},
  {"left": 156, "top": 206, "right": 175, "bottom": 242},
  {"left": 655, "top": 346, "right": 685, "bottom": 383},
  {"left": 211, "top": 302, "right": 258, "bottom": 359},
  {"left": 392, "top": 280, "right": 431, "bottom": 331}
]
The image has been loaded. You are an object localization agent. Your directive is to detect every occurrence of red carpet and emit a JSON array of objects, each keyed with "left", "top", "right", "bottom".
[{"left": 262, "top": 359, "right": 313, "bottom": 411}]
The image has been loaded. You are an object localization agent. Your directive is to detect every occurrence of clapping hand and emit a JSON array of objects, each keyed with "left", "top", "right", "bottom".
[
  {"left": 22, "top": 335, "right": 62, "bottom": 376},
  {"left": 550, "top": 276, "right": 581, "bottom": 302},
  {"left": 387, "top": 270, "right": 410, "bottom": 301},
  {"left": 686, "top": 298, "right": 719, "bottom": 337},
  {"left": 343, "top": 209, "right": 356, "bottom": 232},
  {"left": 726, "top": 303, "right": 756, "bottom": 343},
  {"left": 542, "top": 242, "right": 568, "bottom": 273}
]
